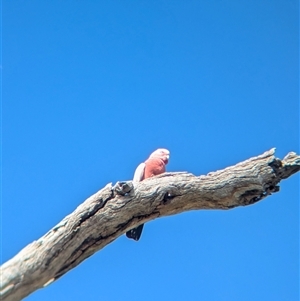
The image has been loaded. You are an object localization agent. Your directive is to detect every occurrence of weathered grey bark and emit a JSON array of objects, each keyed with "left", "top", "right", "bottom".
[{"left": 1, "top": 149, "right": 299, "bottom": 301}]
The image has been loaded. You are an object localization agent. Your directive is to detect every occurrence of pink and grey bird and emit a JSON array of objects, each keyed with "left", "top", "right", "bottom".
[{"left": 126, "top": 148, "right": 170, "bottom": 241}]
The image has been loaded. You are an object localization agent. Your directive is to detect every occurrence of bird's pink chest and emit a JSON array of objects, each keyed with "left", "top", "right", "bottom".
[{"left": 144, "top": 158, "right": 166, "bottom": 179}]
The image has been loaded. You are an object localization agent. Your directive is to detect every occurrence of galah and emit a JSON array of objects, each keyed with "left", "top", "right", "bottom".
[{"left": 126, "top": 148, "right": 170, "bottom": 241}]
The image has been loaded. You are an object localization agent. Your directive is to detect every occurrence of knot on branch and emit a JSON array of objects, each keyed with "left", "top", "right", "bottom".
[
  {"left": 162, "top": 192, "right": 175, "bottom": 204},
  {"left": 161, "top": 186, "right": 182, "bottom": 205},
  {"left": 113, "top": 181, "right": 134, "bottom": 196},
  {"left": 240, "top": 183, "right": 280, "bottom": 206}
]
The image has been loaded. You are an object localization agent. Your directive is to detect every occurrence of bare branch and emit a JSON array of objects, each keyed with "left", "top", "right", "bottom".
[{"left": 1, "top": 149, "right": 299, "bottom": 301}]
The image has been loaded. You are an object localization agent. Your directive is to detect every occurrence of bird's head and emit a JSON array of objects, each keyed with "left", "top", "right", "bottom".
[{"left": 149, "top": 148, "right": 170, "bottom": 164}]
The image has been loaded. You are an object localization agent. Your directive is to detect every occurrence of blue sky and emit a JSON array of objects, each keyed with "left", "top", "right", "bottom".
[{"left": 2, "top": 1, "right": 299, "bottom": 300}]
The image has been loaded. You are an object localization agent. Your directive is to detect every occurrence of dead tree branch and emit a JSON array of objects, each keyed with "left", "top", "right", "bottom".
[{"left": 1, "top": 149, "right": 299, "bottom": 301}]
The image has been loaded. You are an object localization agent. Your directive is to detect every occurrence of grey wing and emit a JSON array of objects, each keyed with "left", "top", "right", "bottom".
[
  {"left": 133, "top": 162, "right": 145, "bottom": 182},
  {"left": 126, "top": 162, "right": 146, "bottom": 241}
]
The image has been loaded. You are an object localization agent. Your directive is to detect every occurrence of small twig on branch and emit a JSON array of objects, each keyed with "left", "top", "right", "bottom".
[{"left": 1, "top": 149, "right": 299, "bottom": 301}]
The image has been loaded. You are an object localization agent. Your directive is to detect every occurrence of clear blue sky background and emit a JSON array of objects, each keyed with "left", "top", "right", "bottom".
[{"left": 2, "top": 1, "right": 299, "bottom": 300}]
